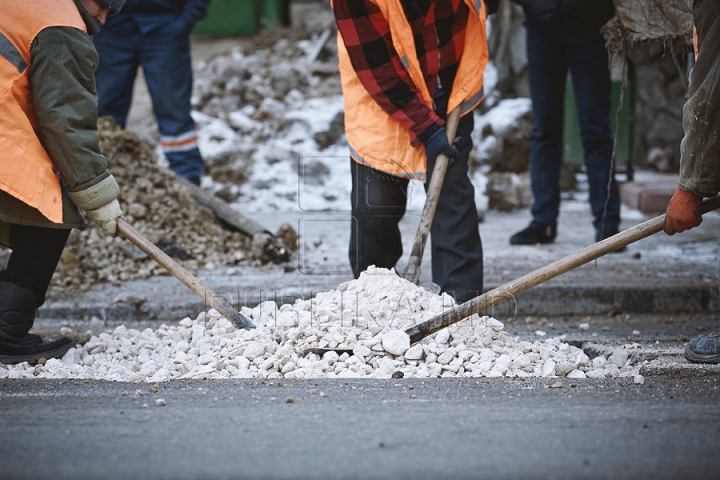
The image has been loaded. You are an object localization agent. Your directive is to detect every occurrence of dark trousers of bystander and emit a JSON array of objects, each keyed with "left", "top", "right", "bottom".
[{"left": 525, "top": 21, "right": 621, "bottom": 236}]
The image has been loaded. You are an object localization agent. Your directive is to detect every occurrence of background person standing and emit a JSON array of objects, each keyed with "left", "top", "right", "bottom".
[
  {"left": 509, "top": 0, "right": 623, "bottom": 248},
  {"left": 93, "top": 0, "right": 210, "bottom": 185}
]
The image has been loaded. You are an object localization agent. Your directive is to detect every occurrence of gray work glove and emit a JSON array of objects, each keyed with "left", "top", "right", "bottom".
[{"left": 86, "top": 199, "right": 123, "bottom": 237}]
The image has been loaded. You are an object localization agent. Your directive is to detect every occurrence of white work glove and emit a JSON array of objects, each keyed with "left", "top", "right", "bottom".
[{"left": 86, "top": 199, "right": 123, "bottom": 237}]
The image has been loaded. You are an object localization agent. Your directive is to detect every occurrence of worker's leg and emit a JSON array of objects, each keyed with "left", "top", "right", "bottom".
[
  {"left": 565, "top": 29, "right": 620, "bottom": 237},
  {"left": 140, "top": 21, "right": 204, "bottom": 185},
  {"left": 4, "top": 225, "right": 70, "bottom": 306},
  {"left": 526, "top": 23, "right": 568, "bottom": 229},
  {"left": 349, "top": 159, "right": 408, "bottom": 279},
  {"left": 0, "top": 225, "right": 73, "bottom": 364},
  {"left": 93, "top": 26, "right": 141, "bottom": 129},
  {"left": 681, "top": 0, "right": 720, "bottom": 364},
  {"left": 427, "top": 113, "right": 483, "bottom": 304}
]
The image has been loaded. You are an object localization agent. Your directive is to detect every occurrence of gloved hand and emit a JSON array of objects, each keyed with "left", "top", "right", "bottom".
[
  {"left": 86, "top": 199, "right": 123, "bottom": 237},
  {"left": 423, "top": 128, "right": 459, "bottom": 165},
  {"left": 664, "top": 188, "right": 703, "bottom": 235}
]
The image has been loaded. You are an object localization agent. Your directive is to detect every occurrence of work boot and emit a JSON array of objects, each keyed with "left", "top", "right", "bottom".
[
  {"left": 595, "top": 228, "right": 627, "bottom": 253},
  {"left": 0, "top": 280, "right": 73, "bottom": 365},
  {"left": 509, "top": 221, "right": 556, "bottom": 245},
  {"left": 684, "top": 331, "right": 720, "bottom": 364}
]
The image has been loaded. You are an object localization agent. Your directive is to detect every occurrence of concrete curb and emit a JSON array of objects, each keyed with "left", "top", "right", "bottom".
[
  {"left": 39, "top": 183, "right": 720, "bottom": 324},
  {"left": 39, "top": 277, "right": 719, "bottom": 323}
]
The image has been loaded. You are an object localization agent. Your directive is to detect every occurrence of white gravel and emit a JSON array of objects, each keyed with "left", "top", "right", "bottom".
[{"left": 0, "top": 267, "right": 641, "bottom": 382}]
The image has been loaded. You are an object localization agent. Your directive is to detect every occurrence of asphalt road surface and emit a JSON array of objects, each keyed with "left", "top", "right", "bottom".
[{"left": 2, "top": 375, "right": 720, "bottom": 480}]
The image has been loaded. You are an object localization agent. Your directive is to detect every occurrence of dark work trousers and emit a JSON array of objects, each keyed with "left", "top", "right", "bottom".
[
  {"left": 349, "top": 113, "right": 483, "bottom": 303},
  {"left": 2, "top": 224, "right": 70, "bottom": 306},
  {"left": 94, "top": 20, "right": 204, "bottom": 185},
  {"left": 526, "top": 22, "right": 621, "bottom": 235}
]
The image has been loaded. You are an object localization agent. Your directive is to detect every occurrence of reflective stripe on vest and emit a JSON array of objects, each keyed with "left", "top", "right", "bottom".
[{"left": 0, "top": 32, "right": 26, "bottom": 73}]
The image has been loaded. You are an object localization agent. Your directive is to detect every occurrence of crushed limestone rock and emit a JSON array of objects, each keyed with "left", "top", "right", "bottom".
[{"left": 1, "top": 268, "right": 641, "bottom": 382}]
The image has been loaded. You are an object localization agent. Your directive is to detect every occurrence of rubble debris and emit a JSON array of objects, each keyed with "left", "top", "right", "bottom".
[
  {"left": 472, "top": 98, "right": 533, "bottom": 174},
  {"left": 0, "top": 268, "right": 642, "bottom": 382},
  {"left": 470, "top": 98, "right": 534, "bottom": 211},
  {"left": 49, "top": 119, "right": 265, "bottom": 294},
  {"left": 485, "top": 172, "right": 532, "bottom": 211},
  {"left": 187, "top": 30, "right": 348, "bottom": 212},
  {"left": 631, "top": 44, "right": 688, "bottom": 172},
  {"left": 155, "top": 238, "right": 193, "bottom": 261},
  {"left": 276, "top": 223, "right": 299, "bottom": 252},
  {"left": 193, "top": 30, "right": 341, "bottom": 120},
  {"left": 251, "top": 233, "right": 291, "bottom": 265}
]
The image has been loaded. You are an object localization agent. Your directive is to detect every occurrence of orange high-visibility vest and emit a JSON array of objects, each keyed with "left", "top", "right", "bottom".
[
  {"left": 0, "top": 0, "right": 86, "bottom": 223},
  {"left": 336, "top": 0, "right": 488, "bottom": 181}
]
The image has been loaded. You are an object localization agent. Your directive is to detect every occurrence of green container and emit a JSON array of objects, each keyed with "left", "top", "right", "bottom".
[
  {"left": 562, "top": 60, "right": 636, "bottom": 180},
  {"left": 193, "top": 0, "right": 284, "bottom": 37},
  {"left": 261, "top": 0, "right": 284, "bottom": 28}
]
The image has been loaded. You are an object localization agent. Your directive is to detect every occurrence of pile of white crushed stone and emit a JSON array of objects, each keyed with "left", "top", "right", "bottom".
[{"left": 0, "top": 267, "right": 643, "bottom": 382}]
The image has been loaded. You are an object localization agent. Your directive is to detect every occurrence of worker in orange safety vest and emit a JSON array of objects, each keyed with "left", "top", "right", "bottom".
[
  {"left": 333, "top": 0, "right": 491, "bottom": 303},
  {"left": 0, "top": 0, "right": 126, "bottom": 364}
]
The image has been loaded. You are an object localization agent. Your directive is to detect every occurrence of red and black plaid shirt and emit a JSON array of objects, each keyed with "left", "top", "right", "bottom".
[{"left": 334, "top": 0, "right": 469, "bottom": 146}]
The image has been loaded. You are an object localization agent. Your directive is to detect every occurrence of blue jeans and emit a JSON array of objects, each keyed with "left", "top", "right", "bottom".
[
  {"left": 526, "top": 22, "right": 621, "bottom": 233},
  {"left": 94, "top": 18, "right": 204, "bottom": 184}
]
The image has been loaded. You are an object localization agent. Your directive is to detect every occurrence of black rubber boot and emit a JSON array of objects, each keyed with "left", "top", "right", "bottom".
[
  {"left": 0, "top": 281, "right": 73, "bottom": 365},
  {"left": 509, "top": 221, "right": 557, "bottom": 245}
]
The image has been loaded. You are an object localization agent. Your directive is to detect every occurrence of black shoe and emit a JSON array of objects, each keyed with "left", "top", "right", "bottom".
[
  {"left": 595, "top": 228, "right": 626, "bottom": 253},
  {"left": 510, "top": 221, "right": 556, "bottom": 245},
  {"left": 685, "top": 331, "right": 720, "bottom": 364},
  {"left": 0, "top": 279, "right": 74, "bottom": 364},
  {"left": 0, "top": 334, "right": 74, "bottom": 365}
]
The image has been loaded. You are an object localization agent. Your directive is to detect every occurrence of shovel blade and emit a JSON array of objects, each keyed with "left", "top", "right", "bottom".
[{"left": 235, "top": 312, "right": 256, "bottom": 331}]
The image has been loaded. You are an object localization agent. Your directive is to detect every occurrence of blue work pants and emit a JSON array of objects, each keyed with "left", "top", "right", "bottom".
[{"left": 94, "top": 19, "right": 204, "bottom": 184}]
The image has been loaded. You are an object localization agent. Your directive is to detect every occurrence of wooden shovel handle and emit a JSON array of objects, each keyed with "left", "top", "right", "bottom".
[
  {"left": 116, "top": 218, "right": 255, "bottom": 330},
  {"left": 403, "top": 107, "right": 463, "bottom": 284},
  {"left": 405, "top": 195, "right": 720, "bottom": 344}
]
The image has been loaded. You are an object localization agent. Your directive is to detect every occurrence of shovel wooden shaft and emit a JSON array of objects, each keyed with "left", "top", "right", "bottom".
[
  {"left": 405, "top": 196, "right": 720, "bottom": 344},
  {"left": 117, "top": 218, "right": 255, "bottom": 330},
  {"left": 403, "top": 108, "right": 462, "bottom": 284}
]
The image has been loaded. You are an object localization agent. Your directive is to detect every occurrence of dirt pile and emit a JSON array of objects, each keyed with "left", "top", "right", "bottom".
[{"left": 53, "top": 118, "right": 256, "bottom": 293}]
